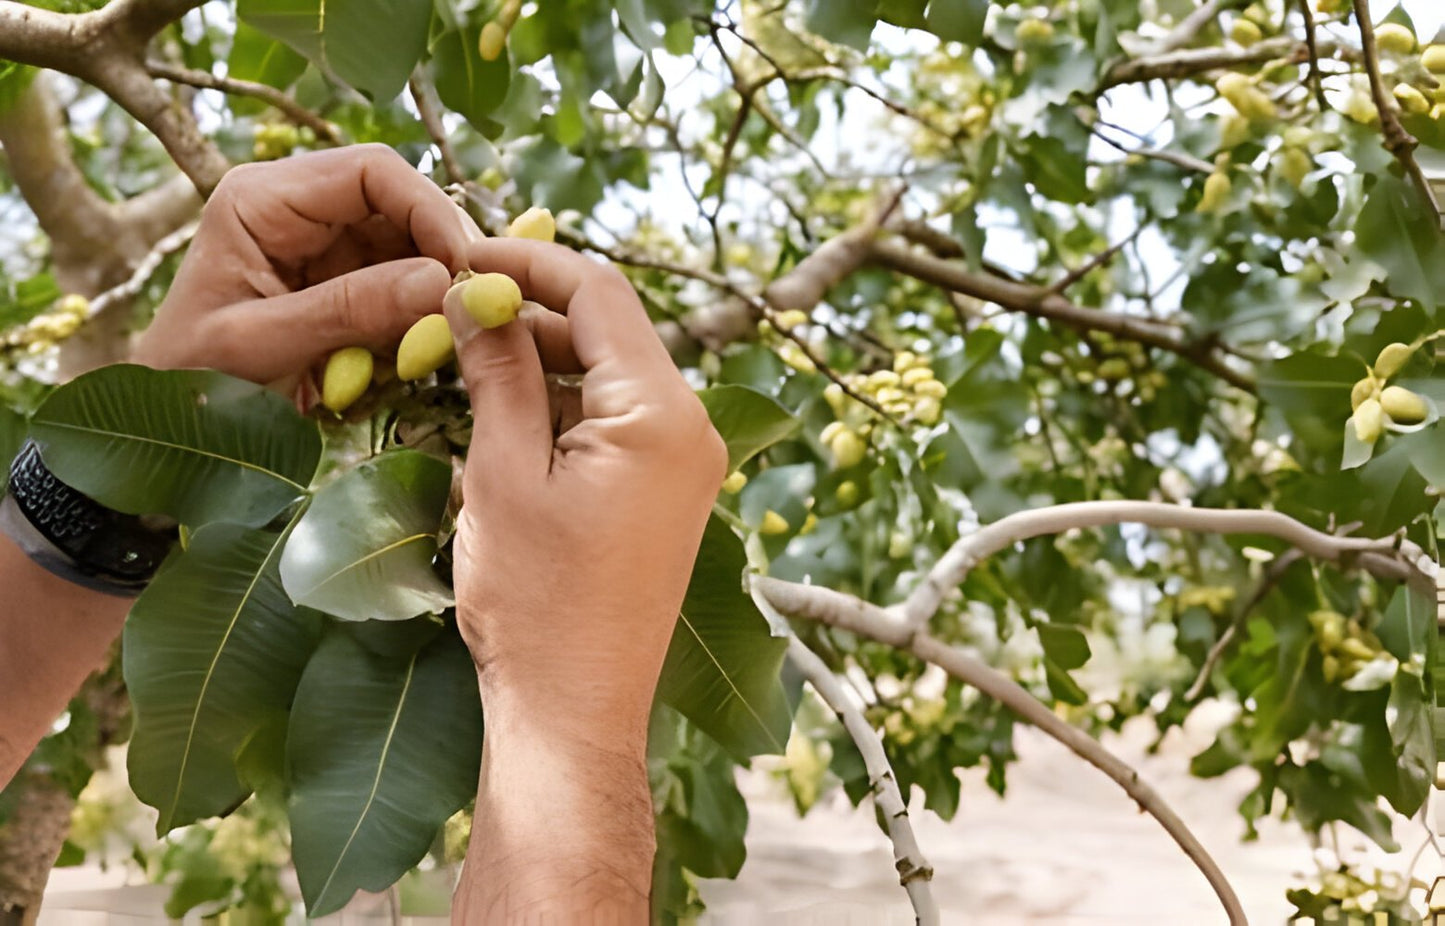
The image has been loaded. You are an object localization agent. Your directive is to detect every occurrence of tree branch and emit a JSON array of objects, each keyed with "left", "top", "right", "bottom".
[
  {"left": 1353, "top": 0, "right": 1442, "bottom": 223},
  {"left": 869, "top": 238, "right": 1256, "bottom": 392},
  {"left": 1100, "top": 36, "right": 1351, "bottom": 89},
  {"left": 85, "top": 220, "right": 199, "bottom": 324},
  {"left": 146, "top": 60, "right": 341, "bottom": 145},
  {"left": 408, "top": 71, "right": 464, "bottom": 187},
  {"left": 753, "top": 575, "right": 1248, "bottom": 926},
  {"left": 0, "top": 0, "right": 230, "bottom": 195},
  {"left": 901, "top": 500, "right": 1434, "bottom": 632},
  {"left": 783, "top": 636, "right": 939, "bottom": 924}
]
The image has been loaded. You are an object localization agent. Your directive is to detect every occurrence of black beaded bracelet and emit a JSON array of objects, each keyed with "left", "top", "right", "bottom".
[{"left": 0, "top": 441, "right": 175, "bottom": 597}]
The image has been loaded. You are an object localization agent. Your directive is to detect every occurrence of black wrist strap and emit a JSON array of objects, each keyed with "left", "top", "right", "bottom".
[{"left": 1, "top": 441, "right": 174, "bottom": 597}]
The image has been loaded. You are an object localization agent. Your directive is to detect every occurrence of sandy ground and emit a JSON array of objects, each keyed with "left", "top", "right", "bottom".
[{"left": 38, "top": 707, "right": 1440, "bottom": 924}]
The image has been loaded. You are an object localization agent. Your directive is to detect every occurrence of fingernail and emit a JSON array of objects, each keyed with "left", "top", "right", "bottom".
[{"left": 443, "top": 283, "right": 482, "bottom": 346}]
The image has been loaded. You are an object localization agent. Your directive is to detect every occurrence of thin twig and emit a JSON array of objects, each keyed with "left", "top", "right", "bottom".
[
  {"left": 1296, "top": 0, "right": 1328, "bottom": 110},
  {"left": 1183, "top": 549, "right": 1303, "bottom": 701},
  {"left": 408, "top": 71, "right": 465, "bottom": 187},
  {"left": 1049, "top": 227, "right": 1145, "bottom": 295},
  {"left": 1353, "top": 0, "right": 1442, "bottom": 223},
  {"left": 1091, "top": 126, "right": 1215, "bottom": 174},
  {"left": 781, "top": 632, "right": 940, "bottom": 923},
  {"left": 754, "top": 575, "right": 1248, "bottom": 926},
  {"left": 902, "top": 500, "right": 1434, "bottom": 632},
  {"left": 87, "top": 219, "right": 199, "bottom": 321},
  {"left": 145, "top": 60, "right": 340, "bottom": 145}
]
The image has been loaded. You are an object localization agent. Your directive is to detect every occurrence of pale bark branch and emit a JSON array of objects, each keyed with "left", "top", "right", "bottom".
[
  {"left": 86, "top": 220, "right": 199, "bottom": 323},
  {"left": 146, "top": 60, "right": 341, "bottom": 146},
  {"left": 1353, "top": 0, "right": 1442, "bottom": 223},
  {"left": 902, "top": 500, "right": 1434, "bottom": 632},
  {"left": 783, "top": 637, "right": 939, "bottom": 924},
  {"left": 753, "top": 575, "right": 1248, "bottom": 926},
  {"left": 764, "top": 188, "right": 904, "bottom": 314},
  {"left": 869, "top": 238, "right": 1256, "bottom": 392},
  {"left": 1100, "top": 36, "right": 1352, "bottom": 89}
]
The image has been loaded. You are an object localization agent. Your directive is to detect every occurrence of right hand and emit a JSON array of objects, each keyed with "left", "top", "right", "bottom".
[{"left": 443, "top": 239, "right": 727, "bottom": 755}]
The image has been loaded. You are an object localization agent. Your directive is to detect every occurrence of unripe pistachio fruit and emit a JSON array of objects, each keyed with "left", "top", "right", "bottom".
[
  {"left": 1394, "top": 83, "right": 1430, "bottom": 115},
  {"left": 913, "top": 378, "right": 948, "bottom": 399},
  {"left": 396, "top": 314, "right": 456, "bottom": 381},
  {"left": 721, "top": 471, "right": 747, "bottom": 494},
  {"left": 1374, "top": 24, "right": 1416, "bottom": 54},
  {"left": 1373, "top": 341, "right": 1414, "bottom": 378},
  {"left": 322, "top": 346, "right": 373, "bottom": 413},
  {"left": 901, "top": 367, "right": 935, "bottom": 387},
  {"left": 1016, "top": 17, "right": 1054, "bottom": 45},
  {"left": 1380, "top": 385, "right": 1428, "bottom": 424},
  {"left": 506, "top": 206, "right": 556, "bottom": 242},
  {"left": 1353, "top": 397, "right": 1384, "bottom": 443},
  {"left": 774, "top": 309, "right": 810, "bottom": 332},
  {"left": 1197, "top": 171, "right": 1232, "bottom": 213},
  {"left": 830, "top": 428, "right": 867, "bottom": 468},
  {"left": 1230, "top": 19, "right": 1262, "bottom": 47},
  {"left": 453, "top": 272, "right": 523, "bottom": 329},
  {"left": 835, "top": 480, "right": 859, "bottom": 507},
  {"left": 1216, "top": 73, "right": 1276, "bottom": 121},
  {"left": 479, "top": 22, "right": 507, "bottom": 61},
  {"left": 759, "top": 509, "right": 790, "bottom": 535},
  {"left": 1423, "top": 45, "right": 1445, "bottom": 75},
  {"left": 913, "top": 396, "right": 942, "bottom": 425},
  {"left": 1350, "top": 376, "right": 1378, "bottom": 411},
  {"left": 1276, "top": 146, "right": 1313, "bottom": 189}
]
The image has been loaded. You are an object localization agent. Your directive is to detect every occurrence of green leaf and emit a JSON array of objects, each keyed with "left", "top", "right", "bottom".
[
  {"left": 804, "top": 0, "right": 875, "bottom": 50},
  {"left": 227, "top": 20, "right": 308, "bottom": 107},
  {"left": 925, "top": 0, "right": 988, "bottom": 46},
  {"left": 125, "top": 522, "right": 323, "bottom": 834},
  {"left": 431, "top": 23, "right": 512, "bottom": 131},
  {"left": 29, "top": 365, "right": 320, "bottom": 528},
  {"left": 1038, "top": 623, "right": 1090, "bottom": 670},
  {"left": 237, "top": 0, "right": 431, "bottom": 102},
  {"left": 287, "top": 627, "right": 482, "bottom": 917},
  {"left": 698, "top": 385, "right": 800, "bottom": 473},
  {"left": 1354, "top": 174, "right": 1445, "bottom": 309},
  {"left": 279, "top": 450, "right": 454, "bottom": 622},
  {"left": 656, "top": 515, "right": 791, "bottom": 761}
]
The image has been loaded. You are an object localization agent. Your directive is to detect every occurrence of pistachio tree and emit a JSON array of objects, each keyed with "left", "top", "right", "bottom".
[{"left": 0, "top": 0, "right": 1443, "bottom": 922}]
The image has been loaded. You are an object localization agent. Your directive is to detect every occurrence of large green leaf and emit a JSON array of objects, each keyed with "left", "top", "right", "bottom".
[
  {"left": 287, "top": 626, "right": 483, "bottom": 917},
  {"left": 924, "top": 0, "right": 988, "bottom": 45},
  {"left": 431, "top": 24, "right": 512, "bottom": 132},
  {"left": 279, "top": 450, "right": 454, "bottom": 621},
  {"left": 656, "top": 515, "right": 791, "bottom": 761},
  {"left": 28, "top": 365, "right": 320, "bottom": 527},
  {"left": 698, "top": 385, "right": 799, "bottom": 473},
  {"left": 237, "top": 0, "right": 431, "bottom": 102},
  {"left": 1355, "top": 174, "right": 1445, "bottom": 310},
  {"left": 125, "top": 522, "right": 322, "bottom": 834},
  {"left": 227, "top": 20, "right": 309, "bottom": 115}
]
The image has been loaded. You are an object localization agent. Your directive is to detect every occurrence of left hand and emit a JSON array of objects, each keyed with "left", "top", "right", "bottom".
[{"left": 132, "top": 145, "right": 481, "bottom": 398}]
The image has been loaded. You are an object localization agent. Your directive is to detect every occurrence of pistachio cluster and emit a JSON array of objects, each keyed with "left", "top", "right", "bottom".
[
  {"left": 1349, "top": 341, "right": 1430, "bottom": 445},
  {"left": 1307, "top": 610, "right": 1387, "bottom": 686},
  {"left": 815, "top": 351, "right": 946, "bottom": 469},
  {"left": 319, "top": 207, "right": 552, "bottom": 413},
  {"left": 1, "top": 294, "right": 89, "bottom": 356}
]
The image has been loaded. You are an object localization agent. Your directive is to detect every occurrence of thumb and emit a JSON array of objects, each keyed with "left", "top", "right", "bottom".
[
  {"left": 444, "top": 285, "right": 553, "bottom": 478},
  {"left": 213, "top": 257, "right": 452, "bottom": 381}
]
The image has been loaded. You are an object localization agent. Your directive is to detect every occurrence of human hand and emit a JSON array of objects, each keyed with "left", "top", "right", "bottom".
[
  {"left": 132, "top": 144, "right": 479, "bottom": 398},
  {"left": 444, "top": 239, "right": 727, "bottom": 756}
]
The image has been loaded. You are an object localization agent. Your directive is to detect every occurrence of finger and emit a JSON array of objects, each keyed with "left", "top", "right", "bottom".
[
  {"left": 215, "top": 145, "right": 480, "bottom": 273},
  {"left": 518, "top": 301, "right": 583, "bottom": 374},
  {"left": 445, "top": 290, "right": 554, "bottom": 477},
  {"left": 207, "top": 257, "right": 452, "bottom": 382},
  {"left": 466, "top": 239, "right": 672, "bottom": 376}
]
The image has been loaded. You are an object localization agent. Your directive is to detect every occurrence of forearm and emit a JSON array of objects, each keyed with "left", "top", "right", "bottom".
[
  {"left": 454, "top": 684, "right": 655, "bottom": 924},
  {"left": 0, "top": 532, "right": 129, "bottom": 787}
]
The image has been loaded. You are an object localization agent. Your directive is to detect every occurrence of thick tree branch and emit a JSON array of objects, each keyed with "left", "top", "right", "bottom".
[
  {"left": 783, "top": 635, "right": 939, "bottom": 924},
  {"left": 146, "top": 60, "right": 340, "bottom": 146},
  {"left": 0, "top": 0, "right": 229, "bottom": 195},
  {"left": 869, "top": 238, "right": 1256, "bottom": 392},
  {"left": 902, "top": 500, "right": 1434, "bottom": 632},
  {"left": 765, "top": 188, "right": 904, "bottom": 314},
  {"left": 753, "top": 575, "right": 1248, "bottom": 926},
  {"left": 1353, "top": 0, "right": 1442, "bottom": 222}
]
